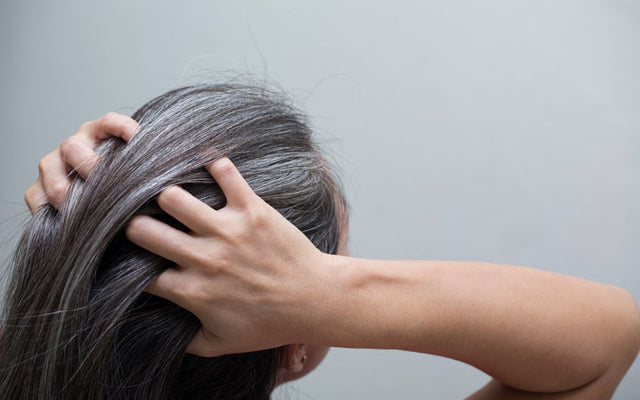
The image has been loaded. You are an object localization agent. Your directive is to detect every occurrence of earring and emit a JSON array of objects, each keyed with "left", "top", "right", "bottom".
[{"left": 301, "top": 354, "right": 308, "bottom": 364}]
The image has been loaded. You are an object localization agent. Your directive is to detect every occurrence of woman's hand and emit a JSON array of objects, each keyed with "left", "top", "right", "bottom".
[
  {"left": 125, "top": 158, "right": 332, "bottom": 357},
  {"left": 25, "top": 112, "right": 139, "bottom": 213}
]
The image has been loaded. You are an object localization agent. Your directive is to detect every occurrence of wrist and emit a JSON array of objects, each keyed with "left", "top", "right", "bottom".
[
  {"left": 305, "top": 256, "right": 437, "bottom": 352},
  {"left": 297, "top": 253, "right": 353, "bottom": 346},
  {"left": 301, "top": 254, "right": 403, "bottom": 350}
]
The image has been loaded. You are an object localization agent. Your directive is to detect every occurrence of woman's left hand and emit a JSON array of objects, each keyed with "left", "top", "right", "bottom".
[
  {"left": 125, "top": 158, "right": 334, "bottom": 357},
  {"left": 25, "top": 112, "right": 139, "bottom": 213}
]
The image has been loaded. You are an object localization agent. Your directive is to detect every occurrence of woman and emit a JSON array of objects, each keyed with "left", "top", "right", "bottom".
[
  {"left": 17, "top": 86, "right": 640, "bottom": 399},
  {"left": 4, "top": 84, "right": 344, "bottom": 399}
]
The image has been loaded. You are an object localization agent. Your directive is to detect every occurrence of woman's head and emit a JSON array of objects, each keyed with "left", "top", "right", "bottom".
[{"left": 0, "top": 84, "right": 347, "bottom": 399}]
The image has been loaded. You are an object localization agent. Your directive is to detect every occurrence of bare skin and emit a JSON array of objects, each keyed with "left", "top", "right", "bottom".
[
  {"left": 27, "top": 113, "right": 640, "bottom": 399},
  {"left": 24, "top": 112, "right": 139, "bottom": 213}
]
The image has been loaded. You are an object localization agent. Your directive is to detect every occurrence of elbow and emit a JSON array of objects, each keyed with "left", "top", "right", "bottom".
[
  {"left": 620, "top": 289, "right": 640, "bottom": 360},
  {"left": 606, "top": 288, "right": 640, "bottom": 376},
  {"left": 576, "top": 289, "right": 640, "bottom": 398}
]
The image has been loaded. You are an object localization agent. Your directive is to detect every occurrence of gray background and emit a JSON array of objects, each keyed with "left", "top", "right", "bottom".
[{"left": 1, "top": 0, "right": 638, "bottom": 398}]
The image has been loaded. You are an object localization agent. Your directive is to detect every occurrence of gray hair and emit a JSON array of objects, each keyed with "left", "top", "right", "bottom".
[{"left": 0, "top": 84, "right": 346, "bottom": 399}]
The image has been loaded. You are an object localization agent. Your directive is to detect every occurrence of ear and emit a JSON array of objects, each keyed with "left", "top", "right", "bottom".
[
  {"left": 276, "top": 344, "right": 330, "bottom": 386},
  {"left": 280, "top": 343, "right": 307, "bottom": 373}
]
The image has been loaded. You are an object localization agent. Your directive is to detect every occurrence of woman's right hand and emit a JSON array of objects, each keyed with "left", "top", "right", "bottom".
[
  {"left": 25, "top": 112, "right": 139, "bottom": 214},
  {"left": 125, "top": 158, "right": 334, "bottom": 357}
]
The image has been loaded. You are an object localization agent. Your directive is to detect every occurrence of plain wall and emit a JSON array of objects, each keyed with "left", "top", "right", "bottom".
[{"left": 1, "top": 1, "right": 638, "bottom": 398}]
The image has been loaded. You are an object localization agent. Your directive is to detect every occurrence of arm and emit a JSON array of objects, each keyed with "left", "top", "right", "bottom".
[
  {"left": 122, "top": 159, "right": 640, "bottom": 399},
  {"left": 31, "top": 141, "right": 639, "bottom": 399},
  {"left": 318, "top": 257, "right": 640, "bottom": 399}
]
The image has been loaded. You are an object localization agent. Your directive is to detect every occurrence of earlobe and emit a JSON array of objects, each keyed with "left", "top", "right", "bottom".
[
  {"left": 276, "top": 344, "right": 329, "bottom": 386},
  {"left": 282, "top": 343, "right": 307, "bottom": 373}
]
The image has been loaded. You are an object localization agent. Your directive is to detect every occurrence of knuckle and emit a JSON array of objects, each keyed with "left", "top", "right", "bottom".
[
  {"left": 156, "top": 186, "right": 183, "bottom": 210},
  {"left": 192, "top": 281, "right": 215, "bottom": 303},
  {"left": 127, "top": 216, "right": 148, "bottom": 234},
  {"left": 172, "top": 279, "right": 193, "bottom": 301},
  {"left": 101, "top": 112, "right": 123, "bottom": 130},
  {"left": 47, "top": 181, "right": 68, "bottom": 204},
  {"left": 213, "top": 158, "right": 234, "bottom": 176},
  {"left": 104, "top": 111, "right": 118, "bottom": 119},
  {"left": 37, "top": 153, "right": 53, "bottom": 174},
  {"left": 78, "top": 121, "right": 92, "bottom": 132},
  {"left": 247, "top": 207, "right": 266, "bottom": 226},
  {"left": 102, "top": 111, "right": 119, "bottom": 124},
  {"left": 243, "top": 205, "right": 268, "bottom": 231},
  {"left": 191, "top": 251, "right": 224, "bottom": 274},
  {"left": 125, "top": 217, "right": 149, "bottom": 242},
  {"left": 190, "top": 251, "right": 211, "bottom": 268},
  {"left": 24, "top": 186, "right": 35, "bottom": 207},
  {"left": 37, "top": 158, "right": 46, "bottom": 174},
  {"left": 177, "top": 280, "right": 215, "bottom": 306},
  {"left": 59, "top": 137, "right": 80, "bottom": 158},
  {"left": 220, "top": 224, "right": 243, "bottom": 243}
]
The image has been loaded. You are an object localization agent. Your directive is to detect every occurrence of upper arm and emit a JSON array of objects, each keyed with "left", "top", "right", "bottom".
[
  {"left": 465, "top": 374, "right": 618, "bottom": 400},
  {"left": 466, "top": 289, "right": 640, "bottom": 400}
]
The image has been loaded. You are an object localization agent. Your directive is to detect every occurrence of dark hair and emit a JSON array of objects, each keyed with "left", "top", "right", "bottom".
[{"left": 0, "top": 84, "right": 345, "bottom": 399}]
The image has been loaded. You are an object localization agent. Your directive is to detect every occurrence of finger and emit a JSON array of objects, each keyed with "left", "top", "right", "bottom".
[
  {"left": 39, "top": 149, "right": 71, "bottom": 210},
  {"left": 24, "top": 178, "right": 47, "bottom": 214},
  {"left": 125, "top": 215, "right": 196, "bottom": 267},
  {"left": 61, "top": 113, "right": 138, "bottom": 179},
  {"left": 205, "top": 158, "right": 254, "bottom": 208},
  {"left": 185, "top": 328, "right": 223, "bottom": 358},
  {"left": 81, "top": 112, "right": 139, "bottom": 145},
  {"left": 59, "top": 136, "right": 100, "bottom": 179},
  {"left": 156, "top": 186, "right": 222, "bottom": 235},
  {"left": 145, "top": 267, "right": 189, "bottom": 308}
]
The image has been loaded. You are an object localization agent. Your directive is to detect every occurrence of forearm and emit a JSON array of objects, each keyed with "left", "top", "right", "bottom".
[
  {"left": 119, "top": 155, "right": 639, "bottom": 394},
  {"left": 309, "top": 257, "right": 640, "bottom": 393}
]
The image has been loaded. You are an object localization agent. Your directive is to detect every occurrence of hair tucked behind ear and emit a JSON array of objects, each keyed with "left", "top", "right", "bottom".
[{"left": 0, "top": 84, "right": 345, "bottom": 399}]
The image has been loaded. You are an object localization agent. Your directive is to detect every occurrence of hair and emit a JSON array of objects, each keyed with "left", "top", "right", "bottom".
[{"left": 0, "top": 83, "right": 346, "bottom": 399}]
